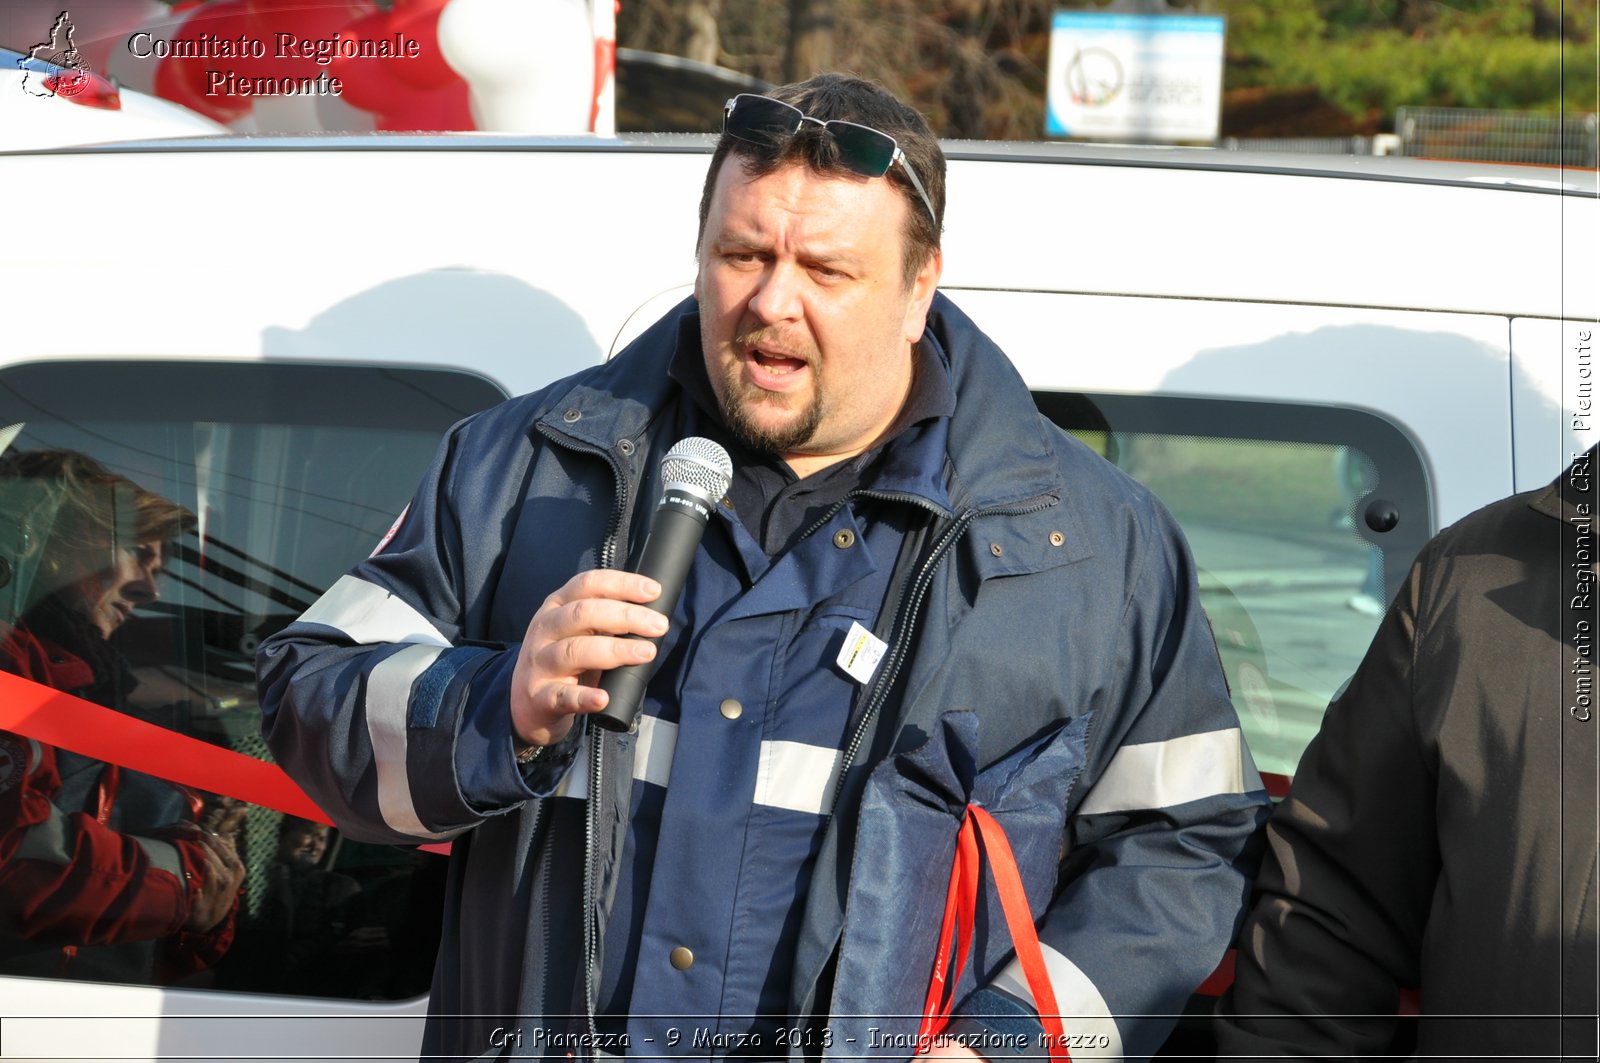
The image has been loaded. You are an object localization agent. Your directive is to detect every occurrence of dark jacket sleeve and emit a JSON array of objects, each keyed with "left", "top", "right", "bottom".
[
  {"left": 256, "top": 415, "right": 578, "bottom": 846},
  {"left": 1215, "top": 547, "right": 1439, "bottom": 1059}
]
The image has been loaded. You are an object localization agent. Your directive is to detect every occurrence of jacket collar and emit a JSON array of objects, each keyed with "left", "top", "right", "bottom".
[
  {"left": 925, "top": 292, "right": 1065, "bottom": 513},
  {"left": 537, "top": 293, "right": 1066, "bottom": 516},
  {"left": 531, "top": 305, "right": 682, "bottom": 456}
]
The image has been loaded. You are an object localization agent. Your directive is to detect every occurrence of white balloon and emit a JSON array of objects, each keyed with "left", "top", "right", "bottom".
[{"left": 437, "top": 0, "right": 595, "bottom": 133}]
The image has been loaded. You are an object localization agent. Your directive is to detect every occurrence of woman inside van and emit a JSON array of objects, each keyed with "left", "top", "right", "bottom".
[{"left": 0, "top": 448, "right": 244, "bottom": 986}]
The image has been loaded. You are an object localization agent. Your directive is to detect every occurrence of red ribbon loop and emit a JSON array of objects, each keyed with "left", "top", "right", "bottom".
[{"left": 919, "top": 804, "right": 1071, "bottom": 1063}]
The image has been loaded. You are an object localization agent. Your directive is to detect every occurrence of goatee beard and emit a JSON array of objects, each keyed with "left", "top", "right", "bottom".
[
  {"left": 714, "top": 332, "right": 825, "bottom": 456},
  {"left": 719, "top": 377, "right": 824, "bottom": 457}
]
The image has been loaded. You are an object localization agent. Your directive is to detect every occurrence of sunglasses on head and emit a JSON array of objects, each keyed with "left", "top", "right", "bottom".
[{"left": 722, "top": 93, "right": 938, "bottom": 225}]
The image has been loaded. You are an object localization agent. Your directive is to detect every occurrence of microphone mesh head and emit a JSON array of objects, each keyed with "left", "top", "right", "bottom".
[{"left": 661, "top": 437, "right": 733, "bottom": 500}]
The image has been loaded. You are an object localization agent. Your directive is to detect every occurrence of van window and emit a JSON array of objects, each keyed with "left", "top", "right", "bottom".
[
  {"left": 1034, "top": 392, "right": 1432, "bottom": 780},
  {"left": 0, "top": 361, "right": 505, "bottom": 998}
]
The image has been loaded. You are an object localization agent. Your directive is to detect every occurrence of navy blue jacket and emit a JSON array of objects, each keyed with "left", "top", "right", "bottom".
[{"left": 258, "top": 294, "right": 1270, "bottom": 1061}]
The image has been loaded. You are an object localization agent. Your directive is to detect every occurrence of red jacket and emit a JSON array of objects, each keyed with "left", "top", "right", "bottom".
[{"left": 0, "top": 623, "right": 235, "bottom": 982}]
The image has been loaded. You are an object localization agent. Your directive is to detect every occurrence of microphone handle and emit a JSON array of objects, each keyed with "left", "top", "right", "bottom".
[{"left": 591, "top": 489, "right": 713, "bottom": 732}]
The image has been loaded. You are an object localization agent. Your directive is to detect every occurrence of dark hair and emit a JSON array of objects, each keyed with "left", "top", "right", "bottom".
[
  {"left": 278, "top": 816, "right": 327, "bottom": 839},
  {"left": 698, "top": 73, "right": 946, "bottom": 288}
]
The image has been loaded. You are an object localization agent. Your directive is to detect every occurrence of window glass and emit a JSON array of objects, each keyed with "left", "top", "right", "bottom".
[
  {"left": 0, "top": 361, "right": 504, "bottom": 998},
  {"left": 1034, "top": 392, "right": 1432, "bottom": 781}
]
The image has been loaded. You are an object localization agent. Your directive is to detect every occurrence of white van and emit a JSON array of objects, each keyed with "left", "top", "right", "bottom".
[{"left": 0, "top": 133, "right": 1593, "bottom": 1061}]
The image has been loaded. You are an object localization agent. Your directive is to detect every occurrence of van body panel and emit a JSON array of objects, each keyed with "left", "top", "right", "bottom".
[
  {"left": 943, "top": 161, "right": 1584, "bottom": 319},
  {"left": 0, "top": 979, "right": 426, "bottom": 1063}
]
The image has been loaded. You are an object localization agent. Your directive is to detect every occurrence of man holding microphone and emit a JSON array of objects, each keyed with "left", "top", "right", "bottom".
[{"left": 259, "top": 73, "right": 1268, "bottom": 1060}]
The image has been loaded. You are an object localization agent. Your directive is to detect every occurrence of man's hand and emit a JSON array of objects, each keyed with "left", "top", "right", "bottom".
[
  {"left": 510, "top": 570, "right": 667, "bottom": 748},
  {"left": 182, "top": 830, "right": 245, "bottom": 933},
  {"left": 913, "top": 1037, "right": 986, "bottom": 1061}
]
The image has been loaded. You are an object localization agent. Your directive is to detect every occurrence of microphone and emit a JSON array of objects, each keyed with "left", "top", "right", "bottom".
[{"left": 592, "top": 437, "right": 734, "bottom": 733}]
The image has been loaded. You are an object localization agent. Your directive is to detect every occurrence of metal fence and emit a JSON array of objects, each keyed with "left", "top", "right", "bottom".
[
  {"left": 1219, "top": 135, "right": 1387, "bottom": 155},
  {"left": 1396, "top": 106, "right": 1599, "bottom": 167},
  {"left": 1220, "top": 109, "right": 1599, "bottom": 167}
]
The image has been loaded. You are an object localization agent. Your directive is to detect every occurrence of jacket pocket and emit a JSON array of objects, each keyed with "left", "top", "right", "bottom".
[{"left": 828, "top": 711, "right": 1089, "bottom": 1052}]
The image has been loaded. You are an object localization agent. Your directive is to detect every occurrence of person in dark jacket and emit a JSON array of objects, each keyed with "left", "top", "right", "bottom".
[
  {"left": 259, "top": 74, "right": 1270, "bottom": 1061},
  {"left": 1215, "top": 445, "right": 1599, "bottom": 1059},
  {"left": 220, "top": 817, "right": 360, "bottom": 993}
]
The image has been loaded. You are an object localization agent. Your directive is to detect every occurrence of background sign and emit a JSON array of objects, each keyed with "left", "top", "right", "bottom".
[{"left": 1047, "top": 10, "right": 1225, "bottom": 142}]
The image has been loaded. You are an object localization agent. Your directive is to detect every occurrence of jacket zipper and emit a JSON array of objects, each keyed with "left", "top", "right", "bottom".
[
  {"left": 827, "top": 493, "right": 1060, "bottom": 815},
  {"left": 827, "top": 508, "right": 976, "bottom": 816},
  {"left": 583, "top": 729, "right": 605, "bottom": 1050},
  {"left": 794, "top": 485, "right": 953, "bottom": 813},
  {"left": 535, "top": 421, "right": 632, "bottom": 1055},
  {"left": 529, "top": 799, "right": 551, "bottom": 1010}
]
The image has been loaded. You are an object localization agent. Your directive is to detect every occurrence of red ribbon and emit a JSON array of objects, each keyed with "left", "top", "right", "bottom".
[
  {"left": 0, "top": 670, "right": 455, "bottom": 855},
  {"left": 0, "top": 669, "right": 328, "bottom": 824}
]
